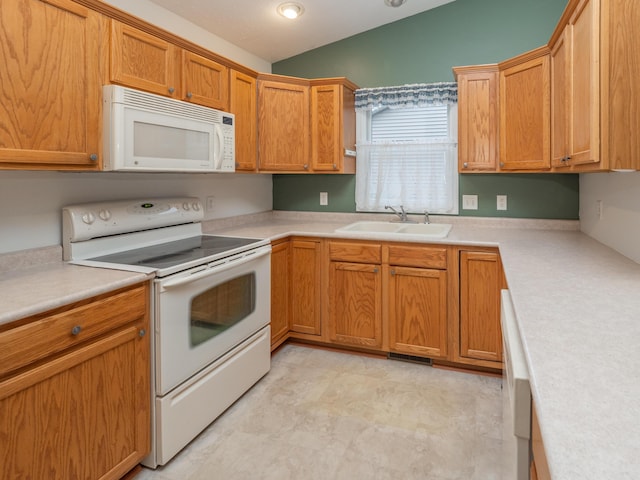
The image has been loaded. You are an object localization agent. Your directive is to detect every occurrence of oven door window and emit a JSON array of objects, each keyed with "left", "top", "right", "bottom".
[{"left": 189, "top": 273, "right": 256, "bottom": 347}]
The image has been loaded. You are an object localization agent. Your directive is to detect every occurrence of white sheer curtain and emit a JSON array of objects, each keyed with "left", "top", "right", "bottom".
[{"left": 355, "top": 83, "right": 458, "bottom": 214}]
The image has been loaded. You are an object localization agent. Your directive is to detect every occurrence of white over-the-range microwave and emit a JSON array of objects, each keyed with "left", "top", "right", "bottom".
[{"left": 103, "top": 85, "right": 235, "bottom": 173}]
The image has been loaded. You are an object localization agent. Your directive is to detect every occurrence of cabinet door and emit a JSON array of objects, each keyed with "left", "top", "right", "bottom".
[
  {"left": 459, "top": 251, "right": 503, "bottom": 363},
  {"left": 311, "top": 84, "right": 342, "bottom": 172},
  {"left": 0, "top": 0, "right": 104, "bottom": 169},
  {"left": 456, "top": 68, "right": 499, "bottom": 171},
  {"left": 567, "top": 0, "right": 599, "bottom": 166},
  {"left": 258, "top": 80, "right": 310, "bottom": 171},
  {"left": 270, "top": 241, "right": 290, "bottom": 348},
  {"left": 0, "top": 324, "right": 150, "bottom": 480},
  {"left": 230, "top": 70, "right": 258, "bottom": 171},
  {"left": 182, "top": 51, "right": 229, "bottom": 110},
  {"left": 499, "top": 55, "right": 550, "bottom": 170},
  {"left": 328, "top": 261, "right": 382, "bottom": 349},
  {"left": 388, "top": 266, "right": 447, "bottom": 358},
  {"left": 551, "top": 30, "right": 570, "bottom": 168},
  {"left": 290, "top": 239, "right": 322, "bottom": 336},
  {"left": 110, "top": 20, "right": 179, "bottom": 98}
]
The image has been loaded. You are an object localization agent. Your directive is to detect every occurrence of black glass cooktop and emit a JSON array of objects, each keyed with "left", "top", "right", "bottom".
[{"left": 89, "top": 235, "right": 262, "bottom": 270}]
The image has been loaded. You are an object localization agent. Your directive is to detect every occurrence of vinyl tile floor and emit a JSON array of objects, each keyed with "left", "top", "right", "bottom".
[{"left": 137, "top": 344, "right": 503, "bottom": 480}]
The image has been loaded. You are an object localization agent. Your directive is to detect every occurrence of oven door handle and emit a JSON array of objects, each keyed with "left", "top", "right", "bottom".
[{"left": 160, "top": 245, "right": 271, "bottom": 289}]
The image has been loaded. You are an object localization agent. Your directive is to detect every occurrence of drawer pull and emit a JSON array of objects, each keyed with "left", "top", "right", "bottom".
[
  {"left": 71, "top": 325, "right": 82, "bottom": 336},
  {"left": 139, "top": 329, "right": 146, "bottom": 337}
]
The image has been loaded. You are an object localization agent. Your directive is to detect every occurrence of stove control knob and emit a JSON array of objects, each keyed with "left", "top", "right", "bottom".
[
  {"left": 182, "top": 202, "right": 190, "bottom": 211},
  {"left": 82, "top": 212, "right": 96, "bottom": 224},
  {"left": 192, "top": 202, "right": 200, "bottom": 211},
  {"left": 98, "top": 209, "right": 111, "bottom": 221}
]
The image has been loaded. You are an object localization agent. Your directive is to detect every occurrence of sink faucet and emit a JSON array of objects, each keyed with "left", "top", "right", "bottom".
[
  {"left": 424, "top": 210, "right": 430, "bottom": 224},
  {"left": 385, "top": 205, "right": 410, "bottom": 222}
]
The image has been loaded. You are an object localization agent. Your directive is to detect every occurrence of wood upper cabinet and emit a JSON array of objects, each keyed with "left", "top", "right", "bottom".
[
  {"left": 499, "top": 48, "right": 551, "bottom": 171},
  {"left": 258, "top": 75, "right": 310, "bottom": 172},
  {"left": 387, "top": 245, "right": 448, "bottom": 358},
  {"left": 270, "top": 240, "right": 290, "bottom": 349},
  {"left": 458, "top": 250, "right": 504, "bottom": 366},
  {"left": 454, "top": 65, "right": 500, "bottom": 172},
  {"left": 110, "top": 20, "right": 179, "bottom": 98},
  {"left": 230, "top": 70, "right": 258, "bottom": 171},
  {"left": 0, "top": 283, "right": 150, "bottom": 480},
  {"left": 181, "top": 50, "right": 229, "bottom": 110},
  {"left": 549, "top": 0, "right": 639, "bottom": 171},
  {"left": 290, "top": 238, "right": 322, "bottom": 336},
  {"left": 110, "top": 21, "right": 229, "bottom": 110},
  {"left": 328, "top": 241, "right": 383, "bottom": 349},
  {"left": 0, "top": 0, "right": 105, "bottom": 170},
  {"left": 551, "top": 0, "right": 600, "bottom": 169},
  {"left": 310, "top": 79, "right": 357, "bottom": 173}
]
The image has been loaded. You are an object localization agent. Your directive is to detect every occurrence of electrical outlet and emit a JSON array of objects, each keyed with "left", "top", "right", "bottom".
[
  {"left": 320, "top": 192, "right": 328, "bottom": 206},
  {"left": 462, "top": 195, "right": 478, "bottom": 210},
  {"left": 497, "top": 195, "right": 508, "bottom": 211},
  {"left": 596, "top": 200, "right": 603, "bottom": 219},
  {"left": 206, "top": 196, "right": 215, "bottom": 211}
]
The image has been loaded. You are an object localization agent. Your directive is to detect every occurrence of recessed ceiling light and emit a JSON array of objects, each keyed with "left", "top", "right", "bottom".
[
  {"left": 277, "top": 2, "right": 305, "bottom": 19},
  {"left": 385, "top": 0, "right": 407, "bottom": 6}
]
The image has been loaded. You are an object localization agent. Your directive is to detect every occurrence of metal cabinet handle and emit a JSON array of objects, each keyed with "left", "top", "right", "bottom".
[
  {"left": 89, "top": 154, "right": 98, "bottom": 161},
  {"left": 186, "top": 92, "right": 193, "bottom": 99},
  {"left": 373, "top": 267, "right": 379, "bottom": 273},
  {"left": 390, "top": 269, "right": 395, "bottom": 276},
  {"left": 463, "top": 162, "right": 468, "bottom": 168},
  {"left": 71, "top": 325, "right": 82, "bottom": 336},
  {"left": 499, "top": 162, "right": 505, "bottom": 168},
  {"left": 333, "top": 164, "right": 337, "bottom": 170},
  {"left": 168, "top": 87, "right": 175, "bottom": 94},
  {"left": 139, "top": 329, "right": 146, "bottom": 337},
  {"left": 303, "top": 164, "right": 309, "bottom": 170}
]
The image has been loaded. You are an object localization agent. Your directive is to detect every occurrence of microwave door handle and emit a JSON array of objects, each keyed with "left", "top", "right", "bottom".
[
  {"left": 161, "top": 245, "right": 271, "bottom": 289},
  {"left": 213, "top": 124, "right": 224, "bottom": 169}
]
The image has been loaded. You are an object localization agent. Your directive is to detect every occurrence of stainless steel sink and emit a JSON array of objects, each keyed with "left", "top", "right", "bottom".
[{"left": 334, "top": 221, "right": 452, "bottom": 238}]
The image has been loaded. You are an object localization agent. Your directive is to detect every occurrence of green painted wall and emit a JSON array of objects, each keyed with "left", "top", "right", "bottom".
[
  {"left": 273, "top": 174, "right": 579, "bottom": 219},
  {"left": 271, "top": 0, "right": 578, "bottom": 219}
]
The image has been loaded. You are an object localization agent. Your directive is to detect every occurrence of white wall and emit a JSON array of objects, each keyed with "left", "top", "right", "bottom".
[
  {"left": 101, "top": 0, "right": 271, "bottom": 73},
  {"left": 0, "top": 171, "right": 272, "bottom": 254},
  {"left": 580, "top": 172, "right": 640, "bottom": 264}
]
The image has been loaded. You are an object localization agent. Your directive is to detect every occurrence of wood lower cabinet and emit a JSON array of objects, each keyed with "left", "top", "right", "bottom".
[
  {"left": 290, "top": 238, "right": 322, "bottom": 336},
  {"left": 0, "top": 0, "right": 105, "bottom": 170},
  {"left": 328, "top": 241, "right": 383, "bottom": 349},
  {"left": 499, "top": 48, "right": 551, "bottom": 171},
  {"left": 270, "top": 240, "right": 290, "bottom": 349},
  {"left": 0, "top": 283, "right": 150, "bottom": 480},
  {"left": 387, "top": 245, "right": 449, "bottom": 359},
  {"left": 458, "top": 249, "right": 505, "bottom": 367},
  {"left": 329, "top": 261, "right": 383, "bottom": 349},
  {"left": 388, "top": 266, "right": 448, "bottom": 358},
  {"left": 230, "top": 70, "right": 258, "bottom": 171}
]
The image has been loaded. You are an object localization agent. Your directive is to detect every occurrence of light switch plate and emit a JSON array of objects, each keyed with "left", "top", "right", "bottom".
[
  {"left": 462, "top": 195, "right": 478, "bottom": 210},
  {"left": 320, "top": 192, "right": 328, "bottom": 206}
]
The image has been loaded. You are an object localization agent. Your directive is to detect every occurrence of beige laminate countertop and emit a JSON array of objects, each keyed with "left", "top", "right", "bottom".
[
  {"left": 207, "top": 211, "right": 640, "bottom": 480},
  {"left": 2, "top": 212, "right": 639, "bottom": 479},
  {"left": 0, "top": 245, "right": 151, "bottom": 326}
]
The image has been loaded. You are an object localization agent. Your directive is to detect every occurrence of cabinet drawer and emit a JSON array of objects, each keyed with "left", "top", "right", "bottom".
[
  {"left": 0, "top": 284, "right": 147, "bottom": 377},
  {"left": 387, "top": 245, "right": 447, "bottom": 269},
  {"left": 329, "top": 241, "right": 381, "bottom": 264}
]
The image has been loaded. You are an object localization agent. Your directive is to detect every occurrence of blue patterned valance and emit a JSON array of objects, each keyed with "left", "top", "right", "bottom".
[{"left": 355, "top": 82, "right": 457, "bottom": 111}]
